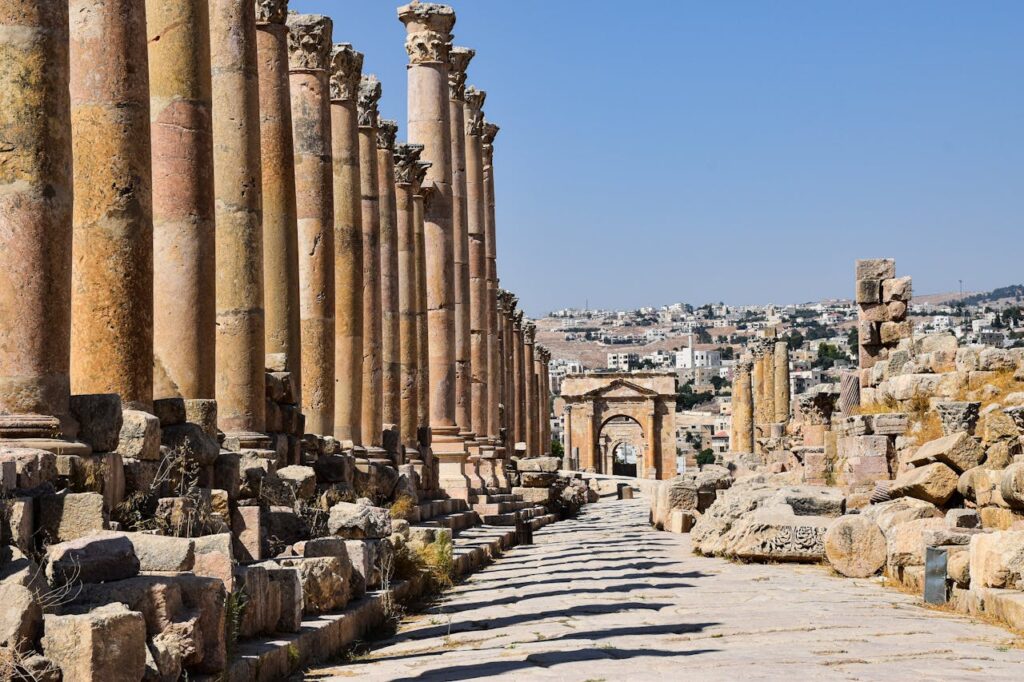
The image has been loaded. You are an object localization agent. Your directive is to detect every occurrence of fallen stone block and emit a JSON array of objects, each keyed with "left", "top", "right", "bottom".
[
  {"left": 45, "top": 533, "right": 140, "bottom": 587},
  {"left": 257, "top": 562, "right": 304, "bottom": 631},
  {"left": 192, "top": 533, "right": 234, "bottom": 591},
  {"left": 128, "top": 533, "right": 196, "bottom": 572},
  {"left": 824, "top": 515, "right": 887, "bottom": 578},
  {"left": 723, "top": 507, "right": 832, "bottom": 562},
  {"left": 344, "top": 539, "right": 385, "bottom": 590},
  {"left": 906, "top": 432, "right": 983, "bottom": 474},
  {"left": 69, "top": 393, "right": 123, "bottom": 453},
  {"left": 861, "top": 497, "right": 942, "bottom": 535},
  {"left": 886, "top": 517, "right": 946, "bottom": 569},
  {"left": 162, "top": 422, "right": 219, "bottom": 468},
  {"left": 232, "top": 504, "right": 265, "bottom": 562},
  {"left": 518, "top": 471, "right": 557, "bottom": 488},
  {"left": 516, "top": 456, "right": 561, "bottom": 473},
  {"left": 328, "top": 500, "right": 392, "bottom": 539},
  {"left": 1000, "top": 462, "right": 1024, "bottom": 509},
  {"left": 970, "top": 530, "right": 1024, "bottom": 589},
  {"left": 42, "top": 603, "right": 147, "bottom": 681},
  {"left": 947, "top": 508, "right": 980, "bottom": 529},
  {"left": 277, "top": 556, "right": 350, "bottom": 615},
  {"left": 277, "top": 464, "right": 317, "bottom": 500},
  {"left": 116, "top": 410, "right": 161, "bottom": 461},
  {"left": 39, "top": 491, "right": 107, "bottom": 543},
  {"left": 0, "top": 447, "right": 57, "bottom": 489},
  {"left": 0, "top": 583, "right": 42, "bottom": 652},
  {"left": 889, "top": 462, "right": 958, "bottom": 505}
]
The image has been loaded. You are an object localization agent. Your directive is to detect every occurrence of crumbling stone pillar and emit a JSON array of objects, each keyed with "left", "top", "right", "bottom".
[
  {"left": 449, "top": 47, "right": 475, "bottom": 447},
  {"left": 69, "top": 0, "right": 153, "bottom": 411},
  {"left": 0, "top": 0, "right": 80, "bottom": 447},
  {"left": 855, "top": 258, "right": 912, "bottom": 403},
  {"left": 149, "top": 0, "right": 216, "bottom": 400},
  {"left": 524, "top": 323, "right": 538, "bottom": 456},
  {"left": 377, "top": 119, "right": 401, "bottom": 455},
  {"left": 328, "top": 44, "right": 364, "bottom": 446},
  {"left": 394, "top": 144, "right": 428, "bottom": 453},
  {"left": 357, "top": 76, "right": 384, "bottom": 457},
  {"left": 210, "top": 0, "right": 266, "bottom": 439},
  {"left": 774, "top": 340, "right": 791, "bottom": 423},
  {"left": 256, "top": 0, "right": 302, "bottom": 399},
  {"left": 465, "top": 87, "right": 490, "bottom": 446},
  {"left": 731, "top": 359, "right": 754, "bottom": 453},
  {"left": 288, "top": 13, "right": 334, "bottom": 436},
  {"left": 398, "top": 2, "right": 470, "bottom": 494},
  {"left": 482, "top": 122, "right": 502, "bottom": 448}
]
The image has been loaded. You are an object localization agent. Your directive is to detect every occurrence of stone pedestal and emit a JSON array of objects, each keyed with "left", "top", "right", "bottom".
[
  {"left": 328, "top": 44, "right": 364, "bottom": 446},
  {"left": 256, "top": 0, "right": 302, "bottom": 403},
  {"left": 149, "top": 0, "right": 216, "bottom": 400},
  {"left": 399, "top": 2, "right": 468, "bottom": 491},
  {"left": 210, "top": 0, "right": 266, "bottom": 442},
  {"left": 288, "top": 14, "right": 335, "bottom": 437},
  {"left": 69, "top": 0, "right": 154, "bottom": 411}
]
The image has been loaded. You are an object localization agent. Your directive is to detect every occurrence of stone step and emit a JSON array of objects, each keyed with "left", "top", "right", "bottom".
[
  {"left": 479, "top": 504, "right": 549, "bottom": 526},
  {"left": 415, "top": 498, "right": 469, "bottom": 522},
  {"left": 422, "top": 510, "right": 480, "bottom": 533}
]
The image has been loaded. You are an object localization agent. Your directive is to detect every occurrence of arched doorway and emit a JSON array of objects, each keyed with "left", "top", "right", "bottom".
[{"left": 598, "top": 415, "right": 644, "bottom": 478}]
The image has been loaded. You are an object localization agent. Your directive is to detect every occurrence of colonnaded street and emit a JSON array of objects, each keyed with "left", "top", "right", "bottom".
[{"left": 304, "top": 498, "right": 1024, "bottom": 681}]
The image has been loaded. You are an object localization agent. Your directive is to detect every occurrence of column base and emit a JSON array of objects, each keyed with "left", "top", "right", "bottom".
[
  {"left": 431, "top": 425, "right": 470, "bottom": 496},
  {"left": 362, "top": 445, "right": 391, "bottom": 467},
  {"left": 221, "top": 431, "right": 272, "bottom": 452},
  {"left": 0, "top": 414, "right": 91, "bottom": 456},
  {"left": 0, "top": 437, "right": 92, "bottom": 457}
]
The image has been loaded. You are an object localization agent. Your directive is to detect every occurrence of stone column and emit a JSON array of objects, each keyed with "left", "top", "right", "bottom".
[
  {"left": 256, "top": 0, "right": 301, "bottom": 399},
  {"left": 537, "top": 347, "right": 551, "bottom": 455},
  {"left": 0, "top": 0, "right": 81, "bottom": 449},
  {"left": 482, "top": 121, "right": 501, "bottom": 447},
  {"left": 328, "top": 44, "right": 364, "bottom": 446},
  {"left": 69, "top": 0, "right": 153, "bottom": 410},
  {"left": 512, "top": 311, "right": 525, "bottom": 449},
  {"left": 523, "top": 323, "right": 538, "bottom": 457},
  {"left": 774, "top": 340, "right": 791, "bottom": 423},
  {"left": 357, "top": 75, "right": 384, "bottom": 457},
  {"left": 210, "top": 0, "right": 266, "bottom": 440},
  {"left": 503, "top": 294, "right": 518, "bottom": 451},
  {"left": 288, "top": 14, "right": 334, "bottom": 436},
  {"left": 731, "top": 359, "right": 754, "bottom": 453},
  {"left": 149, "top": 0, "right": 216, "bottom": 400},
  {"left": 464, "top": 87, "right": 489, "bottom": 446},
  {"left": 394, "top": 144, "right": 428, "bottom": 454},
  {"left": 448, "top": 47, "right": 475, "bottom": 447},
  {"left": 398, "top": 3, "right": 470, "bottom": 495},
  {"left": 413, "top": 181, "right": 431, "bottom": 450},
  {"left": 377, "top": 119, "right": 401, "bottom": 456}
]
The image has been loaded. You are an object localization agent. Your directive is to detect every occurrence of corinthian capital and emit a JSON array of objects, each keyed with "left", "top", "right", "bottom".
[
  {"left": 524, "top": 322, "right": 537, "bottom": 344},
  {"left": 329, "top": 44, "right": 363, "bottom": 102},
  {"left": 398, "top": 3, "right": 455, "bottom": 65},
  {"left": 464, "top": 86, "right": 486, "bottom": 136},
  {"left": 513, "top": 310, "right": 523, "bottom": 331},
  {"left": 394, "top": 143, "right": 424, "bottom": 185},
  {"left": 286, "top": 14, "right": 332, "bottom": 72},
  {"left": 448, "top": 47, "right": 475, "bottom": 100},
  {"left": 377, "top": 120, "right": 398, "bottom": 150},
  {"left": 357, "top": 75, "right": 382, "bottom": 128},
  {"left": 538, "top": 347, "right": 551, "bottom": 363},
  {"left": 482, "top": 121, "right": 500, "bottom": 146},
  {"left": 254, "top": 0, "right": 287, "bottom": 25}
]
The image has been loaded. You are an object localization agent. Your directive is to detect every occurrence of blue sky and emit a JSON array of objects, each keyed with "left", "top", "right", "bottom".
[{"left": 294, "top": 1, "right": 1023, "bottom": 317}]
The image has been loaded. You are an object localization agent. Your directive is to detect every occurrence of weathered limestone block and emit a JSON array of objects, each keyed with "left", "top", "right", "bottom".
[
  {"left": 969, "top": 530, "right": 1024, "bottom": 589},
  {"left": 4, "top": 497, "right": 34, "bottom": 554},
  {"left": 882, "top": 276, "right": 912, "bottom": 302},
  {"left": 979, "top": 348, "right": 1016, "bottom": 372},
  {"left": 235, "top": 565, "right": 276, "bottom": 638},
  {"left": 0, "top": 583, "right": 42, "bottom": 652},
  {"left": 152, "top": 398, "right": 187, "bottom": 427},
  {"left": 771, "top": 486, "right": 846, "bottom": 517},
  {"left": 162, "top": 422, "right": 220, "bottom": 468},
  {"left": 192, "top": 533, "right": 234, "bottom": 591},
  {"left": 232, "top": 504, "right": 264, "bottom": 562},
  {"left": 1, "top": 448, "right": 58, "bottom": 489},
  {"left": 861, "top": 497, "right": 943, "bottom": 535},
  {"left": 856, "top": 259, "right": 896, "bottom": 281},
  {"left": 116, "top": 410, "right": 161, "bottom": 461},
  {"left": 45, "top": 534, "right": 140, "bottom": 587},
  {"left": 43, "top": 604, "right": 147, "bottom": 681},
  {"left": 906, "top": 432, "right": 983, "bottom": 474},
  {"left": 295, "top": 537, "right": 349, "bottom": 558},
  {"left": 690, "top": 481, "right": 782, "bottom": 556},
  {"left": 344, "top": 538, "right": 387, "bottom": 589},
  {"left": 512, "top": 486, "right": 556, "bottom": 505},
  {"left": 984, "top": 441, "right": 1016, "bottom": 469},
  {"left": 69, "top": 394, "right": 123, "bottom": 452},
  {"left": 824, "top": 515, "right": 887, "bottom": 578},
  {"left": 39, "top": 492, "right": 107, "bottom": 543},
  {"left": 255, "top": 563, "right": 304, "bottom": 632},
  {"left": 879, "top": 321, "right": 912, "bottom": 345},
  {"left": 889, "top": 462, "right": 958, "bottom": 505},
  {"left": 947, "top": 549, "right": 971, "bottom": 587},
  {"left": 519, "top": 471, "right": 557, "bottom": 488},
  {"left": 947, "top": 508, "right": 981, "bottom": 529},
  {"left": 886, "top": 374, "right": 942, "bottom": 402},
  {"left": 328, "top": 500, "right": 392, "bottom": 539},
  {"left": 277, "top": 464, "right": 317, "bottom": 499},
  {"left": 724, "top": 507, "right": 832, "bottom": 562},
  {"left": 886, "top": 517, "right": 946, "bottom": 569},
  {"left": 999, "top": 462, "right": 1024, "bottom": 509},
  {"left": 856, "top": 278, "right": 881, "bottom": 304},
  {"left": 651, "top": 468, "right": 733, "bottom": 528},
  {"left": 313, "top": 453, "right": 354, "bottom": 484},
  {"left": 959, "top": 466, "right": 1005, "bottom": 507},
  {"left": 128, "top": 533, "right": 196, "bottom": 572},
  {"left": 516, "top": 456, "right": 560, "bottom": 473},
  {"left": 277, "top": 556, "right": 350, "bottom": 615},
  {"left": 266, "top": 505, "right": 308, "bottom": 549}
]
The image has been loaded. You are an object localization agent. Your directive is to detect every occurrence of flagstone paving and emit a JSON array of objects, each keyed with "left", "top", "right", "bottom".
[{"left": 305, "top": 498, "right": 1024, "bottom": 681}]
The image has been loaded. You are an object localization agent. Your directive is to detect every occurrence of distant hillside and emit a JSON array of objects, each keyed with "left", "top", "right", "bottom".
[{"left": 958, "top": 285, "right": 1024, "bottom": 306}]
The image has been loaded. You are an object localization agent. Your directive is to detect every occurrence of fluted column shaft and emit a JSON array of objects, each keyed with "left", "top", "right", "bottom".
[
  {"left": 0, "top": 0, "right": 75, "bottom": 439},
  {"left": 357, "top": 76, "right": 383, "bottom": 452},
  {"left": 328, "top": 44, "right": 363, "bottom": 445},
  {"left": 210, "top": 0, "right": 266, "bottom": 437},
  {"left": 149, "top": 0, "right": 216, "bottom": 400},
  {"left": 288, "top": 14, "right": 334, "bottom": 436},
  {"left": 377, "top": 122, "right": 401, "bottom": 442},
  {"left": 69, "top": 0, "right": 153, "bottom": 410}
]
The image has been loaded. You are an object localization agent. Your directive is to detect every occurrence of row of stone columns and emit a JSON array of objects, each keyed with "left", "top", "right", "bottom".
[
  {"left": 0, "top": 0, "right": 550, "bottom": 497},
  {"left": 730, "top": 336, "right": 791, "bottom": 456}
]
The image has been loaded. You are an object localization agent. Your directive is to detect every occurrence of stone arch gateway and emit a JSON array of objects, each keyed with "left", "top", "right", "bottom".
[{"left": 560, "top": 372, "right": 677, "bottom": 479}]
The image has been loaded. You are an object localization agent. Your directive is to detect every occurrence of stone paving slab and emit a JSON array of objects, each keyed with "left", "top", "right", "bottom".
[{"left": 304, "top": 499, "right": 1024, "bottom": 681}]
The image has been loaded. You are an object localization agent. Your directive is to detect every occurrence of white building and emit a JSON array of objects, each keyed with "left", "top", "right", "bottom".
[{"left": 607, "top": 353, "right": 638, "bottom": 371}]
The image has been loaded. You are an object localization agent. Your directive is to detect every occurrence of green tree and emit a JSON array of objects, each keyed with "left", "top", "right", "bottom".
[
  {"left": 696, "top": 449, "right": 716, "bottom": 467},
  {"left": 847, "top": 327, "right": 859, "bottom": 350},
  {"left": 786, "top": 331, "right": 804, "bottom": 351},
  {"left": 551, "top": 440, "right": 564, "bottom": 457}
]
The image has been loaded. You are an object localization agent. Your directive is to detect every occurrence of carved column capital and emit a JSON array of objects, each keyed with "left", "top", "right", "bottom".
[
  {"left": 329, "top": 44, "right": 363, "bottom": 102},
  {"left": 524, "top": 322, "right": 537, "bottom": 344},
  {"left": 448, "top": 46, "right": 475, "bottom": 100},
  {"left": 398, "top": 3, "right": 456, "bottom": 65},
  {"left": 464, "top": 86, "right": 486, "bottom": 136},
  {"left": 357, "top": 75, "right": 382, "bottom": 128},
  {"left": 376, "top": 119, "right": 398, "bottom": 150},
  {"left": 482, "top": 121, "right": 500, "bottom": 145},
  {"left": 286, "top": 14, "right": 332, "bottom": 72},
  {"left": 394, "top": 143, "right": 426, "bottom": 185},
  {"left": 513, "top": 310, "right": 524, "bottom": 331},
  {"left": 254, "top": 0, "right": 288, "bottom": 25}
]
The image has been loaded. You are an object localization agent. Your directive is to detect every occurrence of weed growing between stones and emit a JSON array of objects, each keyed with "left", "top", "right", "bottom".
[{"left": 388, "top": 494, "right": 416, "bottom": 521}]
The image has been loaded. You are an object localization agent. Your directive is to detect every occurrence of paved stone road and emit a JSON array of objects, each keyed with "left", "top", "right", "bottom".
[{"left": 306, "top": 499, "right": 1024, "bottom": 681}]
